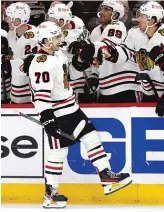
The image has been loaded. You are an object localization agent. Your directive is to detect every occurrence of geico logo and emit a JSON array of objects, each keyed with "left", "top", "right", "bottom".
[
  {"left": 1, "top": 135, "right": 38, "bottom": 158},
  {"left": 67, "top": 117, "right": 164, "bottom": 174}
]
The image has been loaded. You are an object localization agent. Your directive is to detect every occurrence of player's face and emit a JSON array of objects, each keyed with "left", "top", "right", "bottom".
[
  {"left": 51, "top": 35, "right": 62, "bottom": 51},
  {"left": 136, "top": 12, "right": 148, "bottom": 32},
  {"left": 99, "top": 6, "right": 113, "bottom": 25}
]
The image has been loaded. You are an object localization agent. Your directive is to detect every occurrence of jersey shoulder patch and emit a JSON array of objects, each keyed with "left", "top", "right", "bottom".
[
  {"left": 24, "top": 31, "right": 35, "bottom": 39},
  {"left": 63, "top": 30, "right": 68, "bottom": 38},
  {"left": 158, "top": 28, "right": 164, "bottom": 36},
  {"left": 36, "top": 55, "right": 47, "bottom": 63}
]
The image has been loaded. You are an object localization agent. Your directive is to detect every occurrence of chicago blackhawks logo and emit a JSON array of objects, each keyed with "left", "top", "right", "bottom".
[
  {"left": 63, "top": 64, "right": 70, "bottom": 90},
  {"left": 136, "top": 48, "right": 155, "bottom": 71},
  {"left": 24, "top": 31, "right": 34, "bottom": 39},
  {"left": 36, "top": 55, "right": 47, "bottom": 63},
  {"left": 158, "top": 28, "right": 164, "bottom": 36}
]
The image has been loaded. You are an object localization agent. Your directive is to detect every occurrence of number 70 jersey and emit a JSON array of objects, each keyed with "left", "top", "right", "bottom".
[{"left": 29, "top": 50, "right": 78, "bottom": 116}]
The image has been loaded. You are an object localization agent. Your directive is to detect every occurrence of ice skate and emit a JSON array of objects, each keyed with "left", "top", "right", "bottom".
[
  {"left": 43, "top": 184, "right": 68, "bottom": 209},
  {"left": 99, "top": 168, "right": 132, "bottom": 195}
]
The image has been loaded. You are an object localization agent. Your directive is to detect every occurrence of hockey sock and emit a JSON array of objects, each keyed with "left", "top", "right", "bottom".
[
  {"left": 45, "top": 147, "right": 68, "bottom": 189},
  {"left": 80, "top": 130, "right": 111, "bottom": 172}
]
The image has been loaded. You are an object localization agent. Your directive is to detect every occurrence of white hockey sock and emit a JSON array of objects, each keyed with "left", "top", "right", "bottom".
[
  {"left": 87, "top": 145, "right": 111, "bottom": 172},
  {"left": 80, "top": 131, "right": 111, "bottom": 172},
  {"left": 45, "top": 147, "right": 68, "bottom": 189}
]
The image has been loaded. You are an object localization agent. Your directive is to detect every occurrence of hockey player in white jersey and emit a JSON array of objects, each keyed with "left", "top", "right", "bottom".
[
  {"left": 86, "top": 0, "right": 138, "bottom": 103},
  {"left": 5, "top": 2, "right": 38, "bottom": 103},
  {"left": 74, "top": 0, "right": 140, "bottom": 102},
  {"left": 27, "top": 21, "right": 132, "bottom": 208},
  {"left": 126, "top": 1, "right": 164, "bottom": 102},
  {"left": 48, "top": 3, "right": 94, "bottom": 103},
  {"left": 78, "top": 1, "right": 164, "bottom": 103}
]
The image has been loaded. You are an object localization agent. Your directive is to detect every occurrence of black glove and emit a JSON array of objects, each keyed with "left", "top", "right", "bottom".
[
  {"left": 84, "top": 74, "right": 99, "bottom": 94},
  {"left": 40, "top": 109, "right": 61, "bottom": 138},
  {"left": 23, "top": 54, "right": 35, "bottom": 76},
  {"left": 149, "top": 45, "right": 164, "bottom": 72},
  {"left": 68, "top": 41, "right": 81, "bottom": 54},
  {"left": 72, "top": 54, "right": 91, "bottom": 72},
  {"left": 79, "top": 42, "right": 95, "bottom": 62},
  {"left": 102, "top": 40, "right": 119, "bottom": 63},
  {"left": 155, "top": 94, "right": 164, "bottom": 117}
]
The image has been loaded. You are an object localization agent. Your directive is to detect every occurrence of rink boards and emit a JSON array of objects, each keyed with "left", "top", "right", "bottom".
[{"left": 1, "top": 104, "right": 164, "bottom": 204}]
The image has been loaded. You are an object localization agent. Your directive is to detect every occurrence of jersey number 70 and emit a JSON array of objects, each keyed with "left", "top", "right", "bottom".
[{"left": 35, "top": 72, "right": 50, "bottom": 83}]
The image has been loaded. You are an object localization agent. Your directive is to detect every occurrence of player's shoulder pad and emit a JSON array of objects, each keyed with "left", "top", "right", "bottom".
[
  {"left": 36, "top": 55, "right": 47, "bottom": 63},
  {"left": 23, "top": 24, "right": 37, "bottom": 39}
]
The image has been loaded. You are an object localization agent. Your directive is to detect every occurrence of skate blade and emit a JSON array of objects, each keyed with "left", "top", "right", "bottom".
[
  {"left": 43, "top": 201, "right": 67, "bottom": 209},
  {"left": 104, "top": 178, "right": 132, "bottom": 195}
]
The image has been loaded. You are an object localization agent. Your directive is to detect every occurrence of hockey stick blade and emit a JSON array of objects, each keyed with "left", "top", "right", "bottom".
[{"left": 14, "top": 110, "right": 86, "bottom": 141}]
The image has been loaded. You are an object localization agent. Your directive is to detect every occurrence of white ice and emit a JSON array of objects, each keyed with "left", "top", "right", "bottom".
[{"left": 1, "top": 204, "right": 164, "bottom": 212}]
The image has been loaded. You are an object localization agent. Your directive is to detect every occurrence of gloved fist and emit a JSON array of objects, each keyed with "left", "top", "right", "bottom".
[
  {"left": 84, "top": 74, "right": 99, "bottom": 94},
  {"left": 72, "top": 54, "right": 91, "bottom": 72},
  {"left": 149, "top": 45, "right": 164, "bottom": 72},
  {"left": 101, "top": 40, "right": 119, "bottom": 63},
  {"left": 40, "top": 109, "right": 61, "bottom": 138},
  {"left": 155, "top": 94, "right": 164, "bottom": 117},
  {"left": 79, "top": 42, "right": 95, "bottom": 62},
  {"left": 68, "top": 41, "right": 81, "bottom": 54}
]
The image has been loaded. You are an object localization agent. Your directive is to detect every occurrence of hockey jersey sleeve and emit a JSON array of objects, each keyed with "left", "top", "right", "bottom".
[{"left": 29, "top": 55, "right": 55, "bottom": 114}]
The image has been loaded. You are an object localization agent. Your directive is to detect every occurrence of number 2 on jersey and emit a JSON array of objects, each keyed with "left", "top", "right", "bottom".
[
  {"left": 35, "top": 72, "right": 50, "bottom": 83},
  {"left": 25, "top": 45, "right": 37, "bottom": 55}
]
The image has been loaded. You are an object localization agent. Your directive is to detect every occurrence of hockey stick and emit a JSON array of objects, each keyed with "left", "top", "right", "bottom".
[
  {"left": 135, "top": 73, "right": 159, "bottom": 101},
  {"left": 14, "top": 110, "right": 86, "bottom": 141}
]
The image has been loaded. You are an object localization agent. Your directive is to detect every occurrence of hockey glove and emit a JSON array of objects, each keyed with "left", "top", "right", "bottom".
[
  {"left": 40, "top": 109, "right": 61, "bottom": 138},
  {"left": 155, "top": 94, "right": 164, "bottom": 117},
  {"left": 84, "top": 74, "right": 99, "bottom": 94},
  {"left": 68, "top": 41, "right": 81, "bottom": 54},
  {"left": 149, "top": 45, "right": 164, "bottom": 72},
  {"left": 101, "top": 40, "right": 119, "bottom": 63},
  {"left": 23, "top": 54, "right": 35, "bottom": 76},
  {"left": 79, "top": 42, "right": 95, "bottom": 62},
  {"left": 72, "top": 54, "right": 91, "bottom": 72}
]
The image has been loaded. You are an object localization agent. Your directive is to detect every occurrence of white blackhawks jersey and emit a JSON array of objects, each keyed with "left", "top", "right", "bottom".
[
  {"left": 10, "top": 58, "right": 31, "bottom": 103},
  {"left": 29, "top": 49, "right": 79, "bottom": 117},
  {"left": 62, "top": 16, "right": 91, "bottom": 96},
  {"left": 138, "top": 24, "right": 164, "bottom": 97},
  {"left": 92, "top": 21, "right": 136, "bottom": 95},
  {"left": 7, "top": 24, "right": 38, "bottom": 59},
  {"left": 91, "top": 24, "right": 104, "bottom": 42},
  {"left": 120, "top": 25, "right": 164, "bottom": 97},
  {"left": 8, "top": 24, "right": 38, "bottom": 103}
]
